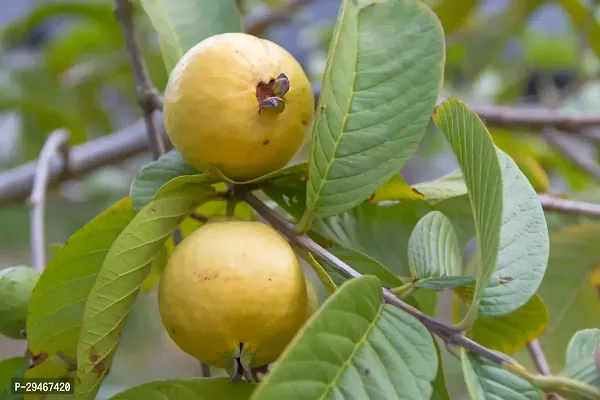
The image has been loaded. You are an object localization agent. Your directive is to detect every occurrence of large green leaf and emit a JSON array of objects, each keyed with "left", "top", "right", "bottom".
[
  {"left": 0, "top": 357, "right": 29, "bottom": 399},
  {"left": 537, "top": 223, "right": 600, "bottom": 370},
  {"left": 108, "top": 378, "right": 255, "bottom": 400},
  {"left": 140, "top": 0, "right": 243, "bottom": 73},
  {"left": 478, "top": 150, "right": 549, "bottom": 316},
  {"left": 25, "top": 198, "right": 136, "bottom": 381},
  {"left": 433, "top": 99, "right": 503, "bottom": 326},
  {"left": 327, "top": 247, "right": 402, "bottom": 287},
  {"left": 303, "top": 0, "right": 444, "bottom": 221},
  {"left": 252, "top": 276, "right": 438, "bottom": 400},
  {"left": 461, "top": 350, "right": 542, "bottom": 400},
  {"left": 561, "top": 329, "right": 600, "bottom": 388},
  {"left": 74, "top": 183, "right": 217, "bottom": 400},
  {"left": 407, "top": 211, "right": 472, "bottom": 291}
]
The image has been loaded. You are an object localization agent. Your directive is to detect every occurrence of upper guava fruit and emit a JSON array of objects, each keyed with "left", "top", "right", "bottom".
[
  {"left": 163, "top": 32, "right": 315, "bottom": 181},
  {"left": 158, "top": 220, "right": 308, "bottom": 368}
]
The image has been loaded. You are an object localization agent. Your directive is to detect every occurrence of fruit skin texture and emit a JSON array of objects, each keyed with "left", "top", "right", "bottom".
[
  {"left": 163, "top": 32, "right": 314, "bottom": 181},
  {"left": 158, "top": 220, "right": 308, "bottom": 368},
  {"left": 0, "top": 266, "right": 41, "bottom": 339}
]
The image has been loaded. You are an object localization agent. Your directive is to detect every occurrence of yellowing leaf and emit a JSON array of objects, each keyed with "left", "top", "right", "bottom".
[
  {"left": 512, "top": 153, "right": 550, "bottom": 193},
  {"left": 368, "top": 173, "right": 424, "bottom": 203}
]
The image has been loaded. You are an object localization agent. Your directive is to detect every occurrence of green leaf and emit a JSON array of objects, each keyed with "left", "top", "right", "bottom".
[
  {"left": 414, "top": 276, "right": 476, "bottom": 291},
  {"left": 557, "top": 0, "right": 600, "bottom": 59},
  {"left": 408, "top": 211, "right": 465, "bottom": 284},
  {"left": 537, "top": 223, "right": 600, "bottom": 370},
  {"left": 461, "top": 350, "right": 542, "bottom": 400},
  {"left": 293, "top": 246, "right": 338, "bottom": 296},
  {"left": 153, "top": 163, "right": 308, "bottom": 203},
  {"left": 433, "top": 0, "right": 478, "bottom": 35},
  {"left": 75, "top": 183, "right": 216, "bottom": 400},
  {"left": 412, "top": 169, "right": 467, "bottom": 205},
  {"left": 458, "top": 291, "right": 549, "bottom": 355},
  {"left": 314, "top": 199, "right": 473, "bottom": 278},
  {"left": 433, "top": 99, "right": 504, "bottom": 326},
  {"left": 0, "top": 357, "right": 29, "bottom": 399},
  {"left": 478, "top": 150, "right": 549, "bottom": 316},
  {"left": 108, "top": 378, "right": 255, "bottom": 400},
  {"left": 25, "top": 197, "right": 136, "bottom": 380},
  {"left": 251, "top": 276, "right": 438, "bottom": 400},
  {"left": 303, "top": 0, "right": 444, "bottom": 222},
  {"left": 327, "top": 247, "right": 403, "bottom": 287},
  {"left": 139, "top": 240, "right": 171, "bottom": 292},
  {"left": 368, "top": 173, "right": 424, "bottom": 203},
  {"left": 561, "top": 329, "right": 600, "bottom": 388},
  {"left": 130, "top": 149, "right": 199, "bottom": 213},
  {"left": 140, "top": 0, "right": 243, "bottom": 73}
]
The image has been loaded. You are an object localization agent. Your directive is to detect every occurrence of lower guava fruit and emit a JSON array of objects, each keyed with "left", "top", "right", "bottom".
[{"left": 158, "top": 220, "right": 308, "bottom": 369}]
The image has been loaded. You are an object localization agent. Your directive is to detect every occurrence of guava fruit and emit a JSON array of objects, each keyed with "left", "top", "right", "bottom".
[
  {"left": 0, "top": 266, "right": 40, "bottom": 339},
  {"left": 163, "top": 32, "right": 315, "bottom": 181},
  {"left": 158, "top": 220, "right": 308, "bottom": 369}
]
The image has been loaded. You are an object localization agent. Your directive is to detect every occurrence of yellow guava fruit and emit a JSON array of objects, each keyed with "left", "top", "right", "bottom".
[
  {"left": 0, "top": 266, "right": 40, "bottom": 339},
  {"left": 158, "top": 220, "right": 308, "bottom": 368},
  {"left": 163, "top": 32, "right": 315, "bottom": 181}
]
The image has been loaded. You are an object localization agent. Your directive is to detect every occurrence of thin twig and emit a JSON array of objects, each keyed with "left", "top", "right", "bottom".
[
  {"left": 0, "top": 116, "right": 169, "bottom": 205},
  {"left": 190, "top": 212, "right": 209, "bottom": 223},
  {"left": 28, "top": 130, "right": 70, "bottom": 271},
  {"left": 538, "top": 194, "right": 600, "bottom": 218},
  {"left": 244, "top": 0, "right": 312, "bottom": 35},
  {"left": 527, "top": 340, "right": 562, "bottom": 400},
  {"left": 114, "top": 0, "right": 165, "bottom": 159},
  {"left": 451, "top": 103, "right": 600, "bottom": 131},
  {"left": 235, "top": 186, "right": 509, "bottom": 366},
  {"left": 543, "top": 128, "right": 600, "bottom": 183}
]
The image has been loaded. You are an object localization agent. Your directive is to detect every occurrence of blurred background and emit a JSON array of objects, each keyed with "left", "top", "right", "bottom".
[{"left": 1, "top": 0, "right": 600, "bottom": 398}]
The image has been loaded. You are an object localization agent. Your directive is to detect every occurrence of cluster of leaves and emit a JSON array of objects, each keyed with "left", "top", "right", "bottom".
[{"left": 1, "top": 0, "right": 600, "bottom": 399}]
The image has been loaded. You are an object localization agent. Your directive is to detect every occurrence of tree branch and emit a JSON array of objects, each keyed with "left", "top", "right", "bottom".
[
  {"left": 236, "top": 186, "right": 600, "bottom": 398},
  {"left": 29, "top": 130, "right": 70, "bottom": 271},
  {"left": 467, "top": 103, "right": 600, "bottom": 131},
  {"left": 234, "top": 186, "right": 509, "bottom": 366},
  {"left": 114, "top": 0, "right": 165, "bottom": 159},
  {"left": 527, "top": 339, "right": 562, "bottom": 400},
  {"left": 244, "top": 0, "right": 312, "bottom": 36},
  {"left": 538, "top": 194, "right": 600, "bottom": 217}
]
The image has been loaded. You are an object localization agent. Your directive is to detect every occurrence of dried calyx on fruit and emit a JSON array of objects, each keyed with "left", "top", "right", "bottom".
[{"left": 257, "top": 73, "right": 290, "bottom": 114}]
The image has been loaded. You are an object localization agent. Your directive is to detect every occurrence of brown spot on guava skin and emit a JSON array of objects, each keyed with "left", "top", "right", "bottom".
[
  {"left": 263, "top": 140, "right": 270, "bottom": 145},
  {"left": 302, "top": 120, "right": 308, "bottom": 126}
]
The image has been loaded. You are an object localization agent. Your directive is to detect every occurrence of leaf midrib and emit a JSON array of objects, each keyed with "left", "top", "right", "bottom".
[
  {"left": 309, "top": 1, "right": 359, "bottom": 211},
  {"left": 318, "top": 304, "right": 385, "bottom": 400}
]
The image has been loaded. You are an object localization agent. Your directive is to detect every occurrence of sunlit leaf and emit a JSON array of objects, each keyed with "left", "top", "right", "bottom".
[
  {"left": 433, "top": 0, "right": 478, "bottom": 35},
  {"left": 25, "top": 198, "right": 136, "bottom": 381},
  {"left": 368, "top": 173, "right": 424, "bottom": 203},
  {"left": 75, "top": 183, "right": 216, "bottom": 400}
]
